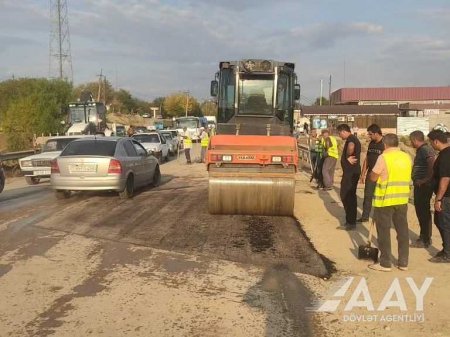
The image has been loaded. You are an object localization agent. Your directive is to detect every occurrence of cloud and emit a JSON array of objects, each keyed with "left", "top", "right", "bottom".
[
  {"left": 421, "top": 8, "right": 450, "bottom": 21},
  {"left": 291, "top": 22, "right": 383, "bottom": 49},
  {"left": 380, "top": 36, "right": 450, "bottom": 61}
]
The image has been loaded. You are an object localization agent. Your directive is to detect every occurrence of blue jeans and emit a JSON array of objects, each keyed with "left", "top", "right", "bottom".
[{"left": 435, "top": 197, "right": 450, "bottom": 256}]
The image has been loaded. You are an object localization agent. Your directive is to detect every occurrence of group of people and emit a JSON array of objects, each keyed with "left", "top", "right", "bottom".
[
  {"left": 309, "top": 123, "right": 450, "bottom": 271},
  {"left": 180, "top": 126, "right": 212, "bottom": 164}
]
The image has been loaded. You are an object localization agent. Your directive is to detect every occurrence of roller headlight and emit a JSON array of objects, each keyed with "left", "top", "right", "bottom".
[
  {"left": 261, "top": 60, "right": 272, "bottom": 72},
  {"left": 243, "top": 60, "right": 256, "bottom": 72}
]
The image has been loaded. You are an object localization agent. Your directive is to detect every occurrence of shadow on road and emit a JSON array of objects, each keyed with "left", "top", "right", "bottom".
[{"left": 244, "top": 264, "right": 316, "bottom": 337}]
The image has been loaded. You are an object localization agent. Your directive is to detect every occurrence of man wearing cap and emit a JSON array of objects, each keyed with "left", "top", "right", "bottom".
[
  {"left": 181, "top": 127, "right": 192, "bottom": 164},
  {"left": 199, "top": 127, "right": 209, "bottom": 163},
  {"left": 321, "top": 129, "right": 338, "bottom": 191}
]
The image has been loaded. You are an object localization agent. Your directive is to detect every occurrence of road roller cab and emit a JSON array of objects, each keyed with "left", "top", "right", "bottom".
[{"left": 207, "top": 59, "right": 300, "bottom": 216}]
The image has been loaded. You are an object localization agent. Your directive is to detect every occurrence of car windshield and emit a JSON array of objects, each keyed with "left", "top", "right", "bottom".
[
  {"left": 175, "top": 118, "right": 198, "bottom": 129},
  {"left": 61, "top": 140, "right": 117, "bottom": 157},
  {"left": 161, "top": 132, "right": 172, "bottom": 139},
  {"left": 133, "top": 134, "right": 160, "bottom": 143},
  {"left": 134, "top": 127, "right": 147, "bottom": 133},
  {"left": 43, "top": 138, "right": 80, "bottom": 152}
]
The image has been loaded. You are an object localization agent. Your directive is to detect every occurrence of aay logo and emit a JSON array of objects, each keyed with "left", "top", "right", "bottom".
[{"left": 309, "top": 277, "right": 433, "bottom": 322}]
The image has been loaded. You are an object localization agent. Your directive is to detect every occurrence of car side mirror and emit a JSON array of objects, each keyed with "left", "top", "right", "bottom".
[
  {"left": 210, "top": 80, "right": 218, "bottom": 97},
  {"left": 294, "top": 84, "right": 301, "bottom": 101}
]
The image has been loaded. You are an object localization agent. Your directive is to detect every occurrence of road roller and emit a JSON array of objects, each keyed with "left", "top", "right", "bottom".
[{"left": 207, "top": 59, "right": 300, "bottom": 216}]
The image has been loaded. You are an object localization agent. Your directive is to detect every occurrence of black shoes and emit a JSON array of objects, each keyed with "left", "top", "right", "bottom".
[
  {"left": 429, "top": 252, "right": 450, "bottom": 263},
  {"left": 337, "top": 223, "right": 356, "bottom": 231},
  {"left": 356, "top": 217, "right": 369, "bottom": 223},
  {"left": 344, "top": 224, "right": 357, "bottom": 231},
  {"left": 410, "top": 238, "right": 431, "bottom": 248}
]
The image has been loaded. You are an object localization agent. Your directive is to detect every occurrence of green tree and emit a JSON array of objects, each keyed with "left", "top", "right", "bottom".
[
  {"left": 0, "top": 78, "right": 72, "bottom": 150},
  {"left": 200, "top": 100, "right": 216, "bottom": 116},
  {"left": 314, "top": 97, "right": 330, "bottom": 106},
  {"left": 152, "top": 97, "right": 165, "bottom": 118},
  {"left": 163, "top": 92, "right": 200, "bottom": 117},
  {"left": 72, "top": 80, "right": 115, "bottom": 104}
]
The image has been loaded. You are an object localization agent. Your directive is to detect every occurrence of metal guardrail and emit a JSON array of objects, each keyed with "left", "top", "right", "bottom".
[
  {"left": 0, "top": 150, "right": 39, "bottom": 161},
  {"left": 298, "top": 144, "right": 312, "bottom": 172}
]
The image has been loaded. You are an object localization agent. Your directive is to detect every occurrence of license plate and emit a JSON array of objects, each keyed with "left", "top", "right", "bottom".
[
  {"left": 237, "top": 155, "right": 255, "bottom": 160},
  {"left": 34, "top": 170, "right": 51, "bottom": 175},
  {"left": 69, "top": 164, "right": 97, "bottom": 173}
]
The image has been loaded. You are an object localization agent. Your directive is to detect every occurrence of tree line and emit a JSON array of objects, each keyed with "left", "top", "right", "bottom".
[{"left": 0, "top": 78, "right": 216, "bottom": 151}]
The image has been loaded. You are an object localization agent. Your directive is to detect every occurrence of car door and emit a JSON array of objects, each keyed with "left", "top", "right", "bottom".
[
  {"left": 122, "top": 139, "right": 143, "bottom": 186},
  {"left": 132, "top": 140, "right": 155, "bottom": 185},
  {"left": 159, "top": 134, "right": 169, "bottom": 158}
]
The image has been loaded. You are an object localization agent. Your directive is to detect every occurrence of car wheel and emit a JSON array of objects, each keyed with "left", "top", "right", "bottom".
[
  {"left": 119, "top": 174, "right": 134, "bottom": 199},
  {"left": 25, "top": 176, "right": 40, "bottom": 185},
  {"left": 55, "top": 190, "right": 71, "bottom": 199},
  {"left": 151, "top": 165, "right": 161, "bottom": 187}
]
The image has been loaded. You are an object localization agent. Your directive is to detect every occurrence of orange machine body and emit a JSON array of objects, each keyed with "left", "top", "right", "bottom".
[{"left": 206, "top": 134, "right": 298, "bottom": 169}]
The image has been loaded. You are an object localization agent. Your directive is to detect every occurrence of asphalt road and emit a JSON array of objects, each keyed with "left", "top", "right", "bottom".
[{"left": 0, "top": 161, "right": 332, "bottom": 336}]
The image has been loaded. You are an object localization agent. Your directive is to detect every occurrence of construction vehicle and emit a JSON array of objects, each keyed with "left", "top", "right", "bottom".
[
  {"left": 207, "top": 59, "right": 300, "bottom": 216},
  {"left": 66, "top": 91, "right": 109, "bottom": 135}
]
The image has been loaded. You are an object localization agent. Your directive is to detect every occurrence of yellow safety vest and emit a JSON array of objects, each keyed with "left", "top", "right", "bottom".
[
  {"left": 373, "top": 150, "right": 412, "bottom": 207},
  {"left": 321, "top": 136, "right": 339, "bottom": 159},
  {"left": 201, "top": 133, "right": 209, "bottom": 147},
  {"left": 183, "top": 134, "right": 192, "bottom": 148}
]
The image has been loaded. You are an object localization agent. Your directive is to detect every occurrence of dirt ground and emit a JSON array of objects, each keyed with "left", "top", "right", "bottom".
[
  {"left": 295, "top": 140, "right": 449, "bottom": 337},
  {"left": 0, "top": 143, "right": 448, "bottom": 336}
]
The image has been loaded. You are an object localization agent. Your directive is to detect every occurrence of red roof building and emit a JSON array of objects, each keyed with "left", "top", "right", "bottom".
[{"left": 331, "top": 87, "right": 450, "bottom": 105}]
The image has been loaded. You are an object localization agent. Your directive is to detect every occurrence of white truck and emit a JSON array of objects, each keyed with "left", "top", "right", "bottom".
[{"left": 174, "top": 116, "right": 201, "bottom": 142}]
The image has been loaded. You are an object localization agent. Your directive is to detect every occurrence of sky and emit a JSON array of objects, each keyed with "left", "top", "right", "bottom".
[{"left": 1, "top": 0, "right": 450, "bottom": 104}]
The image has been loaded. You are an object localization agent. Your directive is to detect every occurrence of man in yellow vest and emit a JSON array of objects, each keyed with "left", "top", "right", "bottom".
[
  {"left": 369, "top": 133, "right": 412, "bottom": 271},
  {"left": 321, "top": 129, "right": 339, "bottom": 191},
  {"left": 199, "top": 127, "right": 209, "bottom": 163},
  {"left": 181, "top": 127, "right": 192, "bottom": 164}
]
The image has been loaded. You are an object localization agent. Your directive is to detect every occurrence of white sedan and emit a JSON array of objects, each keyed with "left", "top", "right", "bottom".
[{"left": 132, "top": 133, "right": 170, "bottom": 162}]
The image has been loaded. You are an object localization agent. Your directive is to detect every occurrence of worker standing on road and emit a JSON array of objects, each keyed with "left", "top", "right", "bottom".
[
  {"left": 127, "top": 126, "right": 134, "bottom": 137},
  {"left": 358, "top": 124, "right": 384, "bottom": 223},
  {"left": 181, "top": 127, "right": 192, "bottom": 164},
  {"left": 369, "top": 133, "right": 412, "bottom": 271},
  {"left": 309, "top": 128, "right": 324, "bottom": 188},
  {"left": 337, "top": 124, "right": 361, "bottom": 230},
  {"left": 428, "top": 129, "right": 450, "bottom": 263},
  {"left": 199, "top": 127, "right": 209, "bottom": 163},
  {"left": 410, "top": 130, "right": 436, "bottom": 249},
  {"left": 320, "top": 129, "right": 338, "bottom": 191}
]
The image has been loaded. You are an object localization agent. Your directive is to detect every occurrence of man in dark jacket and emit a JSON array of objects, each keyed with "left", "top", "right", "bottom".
[
  {"left": 337, "top": 124, "right": 361, "bottom": 230},
  {"left": 428, "top": 129, "right": 450, "bottom": 263},
  {"left": 358, "top": 124, "right": 384, "bottom": 222},
  {"left": 410, "top": 130, "right": 435, "bottom": 248}
]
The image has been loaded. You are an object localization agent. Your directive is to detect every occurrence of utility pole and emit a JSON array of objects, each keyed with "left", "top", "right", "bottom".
[
  {"left": 97, "top": 69, "right": 103, "bottom": 102},
  {"left": 49, "top": 0, "right": 73, "bottom": 82},
  {"left": 328, "top": 75, "right": 332, "bottom": 105},
  {"left": 320, "top": 80, "right": 323, "bottom": 106},
  {"left": 184, "top": 91, "right": 190, "bottom": 117}
]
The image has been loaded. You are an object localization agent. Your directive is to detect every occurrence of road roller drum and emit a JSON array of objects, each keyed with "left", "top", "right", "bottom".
[{"left": 208, "top": 166, "right": 295, "bottom": 216}]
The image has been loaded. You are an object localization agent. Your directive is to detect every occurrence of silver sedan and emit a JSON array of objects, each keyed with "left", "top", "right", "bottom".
[{"left": 50, "top": 137, "right": 160, "bottom": 199}]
